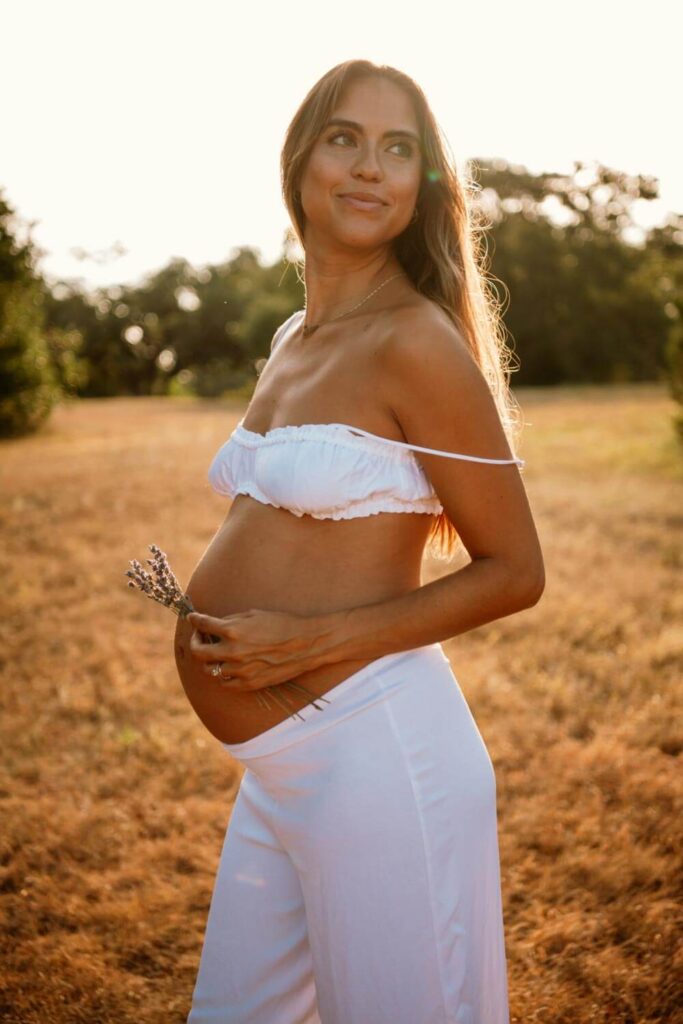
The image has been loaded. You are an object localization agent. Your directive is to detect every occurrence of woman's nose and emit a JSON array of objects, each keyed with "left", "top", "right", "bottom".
[{"left": 352, "top": 146, "right": 383, "bottom": 177}]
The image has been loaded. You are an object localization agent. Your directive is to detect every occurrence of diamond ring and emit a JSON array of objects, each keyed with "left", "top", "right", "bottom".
[{"left": 211, "top": 662, "right": 233, "bottom": 681}]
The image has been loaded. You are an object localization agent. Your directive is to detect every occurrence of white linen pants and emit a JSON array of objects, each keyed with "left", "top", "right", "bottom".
[{"left": 186, "top": 642, "right": 510, "bottom": 1024}]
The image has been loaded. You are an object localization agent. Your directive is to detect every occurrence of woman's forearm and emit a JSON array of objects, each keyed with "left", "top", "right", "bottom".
[{"left": 309, "top": 558, "right": 541, "bottom": 666}]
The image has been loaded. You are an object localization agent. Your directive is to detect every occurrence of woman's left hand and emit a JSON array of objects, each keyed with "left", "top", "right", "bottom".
[{"left": 186, "top": 607, "right": 339, "bottom": 691}]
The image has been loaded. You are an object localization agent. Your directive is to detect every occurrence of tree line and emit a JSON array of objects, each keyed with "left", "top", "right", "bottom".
[{"left": 1, "top": 158, "right": 682, "bottom": 440}]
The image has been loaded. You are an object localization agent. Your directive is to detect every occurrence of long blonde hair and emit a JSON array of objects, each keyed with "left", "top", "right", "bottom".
[{"left": 280, "top": 59, "right": 524, "bottom": 561}]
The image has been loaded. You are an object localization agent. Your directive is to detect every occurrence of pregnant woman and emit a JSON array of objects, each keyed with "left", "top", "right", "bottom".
[{"left": 175, "top": 59, "right": 545, "bottom": 1024}]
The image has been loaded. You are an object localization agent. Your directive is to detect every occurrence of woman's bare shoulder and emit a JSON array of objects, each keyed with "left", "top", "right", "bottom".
[{"left": 378, "top": 295, "right": 470, "bottom": 366}]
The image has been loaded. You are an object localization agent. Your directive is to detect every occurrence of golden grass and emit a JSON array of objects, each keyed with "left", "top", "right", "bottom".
[{"left": 1, "top": 384, "right": 681, "bottom": 1023}]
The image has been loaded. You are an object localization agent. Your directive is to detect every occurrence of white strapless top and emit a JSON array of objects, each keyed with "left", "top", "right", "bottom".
[{"left": 207, "top": 312, "right": 525, "bottom": 521}]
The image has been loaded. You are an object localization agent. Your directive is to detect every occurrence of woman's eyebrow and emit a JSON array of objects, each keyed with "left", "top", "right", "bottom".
[{"left": 324, "top": 117, "right": 420, "bottom": 144}]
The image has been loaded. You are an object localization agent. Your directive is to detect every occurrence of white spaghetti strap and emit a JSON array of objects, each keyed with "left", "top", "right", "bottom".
[{"left": 344, "top": 425, "right": 526, "bottom": 467}]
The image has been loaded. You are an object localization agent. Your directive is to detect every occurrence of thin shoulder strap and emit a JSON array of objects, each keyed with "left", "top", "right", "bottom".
[{"left": 344, "top": 425, "right": 526, "bottom": 467}]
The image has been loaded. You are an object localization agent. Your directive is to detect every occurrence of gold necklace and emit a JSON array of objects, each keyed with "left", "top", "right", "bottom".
[{"left": 302, "top": 271, "right": 405, "bottom": 337}]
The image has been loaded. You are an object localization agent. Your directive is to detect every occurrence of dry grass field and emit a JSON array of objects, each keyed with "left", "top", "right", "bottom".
[{"left": 1, "top": 384, "right": 681, "bottom": 1023}]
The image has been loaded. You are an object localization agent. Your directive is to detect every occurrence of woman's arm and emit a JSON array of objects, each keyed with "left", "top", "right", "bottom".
[
  {"left": 306, "top": 306, "right": 545, "bottom": 664},
  {"left": 308, "top": 556, "right": 542, "bottom": 665}
]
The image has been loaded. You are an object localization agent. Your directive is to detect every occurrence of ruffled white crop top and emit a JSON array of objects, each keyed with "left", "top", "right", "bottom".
[{"left": 207, "top": 312, "right": 525, "bottom": 522}]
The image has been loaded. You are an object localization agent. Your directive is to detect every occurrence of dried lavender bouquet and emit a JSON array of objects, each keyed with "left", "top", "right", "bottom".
[{"left": 124, "top": 544, "right": 329, "bottom": 721}]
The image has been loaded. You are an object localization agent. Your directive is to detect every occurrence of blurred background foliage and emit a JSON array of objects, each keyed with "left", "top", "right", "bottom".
[{"left": 1, "top": 158, "right": 682, "bottom": 440}]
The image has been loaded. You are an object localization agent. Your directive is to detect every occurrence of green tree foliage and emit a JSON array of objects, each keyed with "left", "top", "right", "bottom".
[
  {"left": 644, "top": 222, "right": 683, "bottom": 442},
  {"left": 45, "top": 246, "right": 303, "bottom": 398},
  {"left": 0, "top": 191, "right": 60, "bottom": 437},
  {"left": 476, "top": 159, "right": 681, "bottom": 384}
]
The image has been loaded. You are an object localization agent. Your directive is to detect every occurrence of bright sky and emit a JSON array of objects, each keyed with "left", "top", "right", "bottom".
[{"left": 4, "top": 0, "right": 681, "bottom": 294}]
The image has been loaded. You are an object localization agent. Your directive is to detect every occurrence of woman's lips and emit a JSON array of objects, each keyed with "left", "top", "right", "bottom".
[{"left": 339, "top": 195, "right": 385, "bottom": 211}]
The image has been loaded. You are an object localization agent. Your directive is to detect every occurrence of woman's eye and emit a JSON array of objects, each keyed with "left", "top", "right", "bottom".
[
  {"left": 328, "top": 132, "right": 353, "bottom": 146},
  {"left": 327, "top": 133, "right": 412, "bottom": 157}
]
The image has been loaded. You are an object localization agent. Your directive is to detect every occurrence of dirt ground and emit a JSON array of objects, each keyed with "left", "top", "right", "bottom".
[{"left": 1, "top": 384, "right": 681, "bottom": 1023}]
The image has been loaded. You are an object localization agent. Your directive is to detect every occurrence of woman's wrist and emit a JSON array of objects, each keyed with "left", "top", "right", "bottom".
[{"left": 305, "top": 607, "right": 389, "bottom": 667}]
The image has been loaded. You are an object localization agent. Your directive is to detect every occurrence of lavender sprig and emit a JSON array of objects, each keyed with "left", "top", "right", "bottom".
[{"left": 124, "top": 544, "right": 329, "bottom": 720}]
